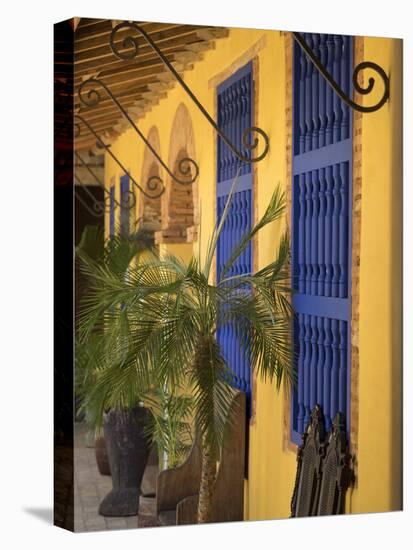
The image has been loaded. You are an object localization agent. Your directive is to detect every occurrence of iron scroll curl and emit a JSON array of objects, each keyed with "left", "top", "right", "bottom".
[
  {"left": 74, "top": 151, "right": 136, "bottom": 212},
  {"left": 78, "top": 77, "right": 199, "bottom": 186},
  {"left": 292, "top": 31, "right": 390, "bottom": 113},
  {"left": 75, "top": 177, "right": 107, "bottom": 218},
  {"left": 109, "top": 21, "right": 270, "bottom": 163},
  {"left": 75, "top": 114, "right": 165, "bottom": 200}
]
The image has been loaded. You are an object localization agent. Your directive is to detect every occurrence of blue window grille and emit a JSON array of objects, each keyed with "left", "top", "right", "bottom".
[
  {"left": 109, "top": 184, "right": 115, "bottom": 237},
  {"left": 216, "top": 62, "right": 253, "bottom": 412},
  {"left": 120, "top": 175, "right": 130, "bottom": 236},
  {"left": 291, "top": 34, "right": 353, "bottom": 444}
]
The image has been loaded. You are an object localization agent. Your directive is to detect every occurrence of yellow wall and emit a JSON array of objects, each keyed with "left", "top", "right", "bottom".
[
  {"left": 349, "top": 36, "right": 402, "bottom": 514},
  {"left": 104, "top": 29, "right": 402, "bottom": 518}
]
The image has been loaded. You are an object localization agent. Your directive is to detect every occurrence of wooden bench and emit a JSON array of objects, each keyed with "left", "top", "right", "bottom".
[
  {"left": 156, "top": 391, "right": 246, "bottom": 525},
  {"left": 290, "top": 404, "right": 354, "bottom": 517}
]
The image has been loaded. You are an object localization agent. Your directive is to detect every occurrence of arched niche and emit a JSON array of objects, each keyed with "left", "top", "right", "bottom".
[
  {"left": 155, "top": 103, "right": 198, "bottom": 245},
  {"left": 139, "top": 126, "right": 163, "bottom": 234}
]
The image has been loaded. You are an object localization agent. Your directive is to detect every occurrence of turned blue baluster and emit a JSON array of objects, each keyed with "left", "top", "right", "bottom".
[
  {"left": 305, "top": 172, "right": 312, "bottom": 294},
  {"left": 297, "top": 314, "right": 306, "bottom": 434},
  {"left": 220, "top": 95, "right": 224, "bottom": 180},
  {"left": 325, "top": 35, "right": 334, "bottom": 145},
  {"left": 338, "top": 320, "right": 347, "bottom": 414},
  {"left": 317, "top": 168, "right": 326, "bottom": 296},
  {"left": 217, "top": 95, "right": 222, "bottom": 180},
  {"left": 240, "top": 79, "right": 246, "bottom": 175},
  {"left": 226, "top": 86, "right": 233, "bottom": 180},
  {"left": 324, "top": 166, "right": 333, "bottom": 296},
  {"left": 229, "top": 198, "right": 236, "bottom": 377},
  {"left": 311, "top": 170, "right": 319, "bottom": 295},
  {"left": 299, "top": 44, "right": 306, "bottom": 154},
  {"left": 298, "top": 174, "right": 306, "bottom": 293},
  {"left": 341, "top": 36, "right": 350, "bottom": 140},
  {"left": 332, "top": 164, "right": 341, "bottom": 298},
  {"left": 304, "top": 34, "right": 313, "bottom": 152},
  {"left": 233, "top": 84, "right": 239, "bottom": 177},
  {"left": 330, "top": 318, "right": 340, "bottom": 421},
  {"left": 239, "top": 194, "right": 245, "bottom": 385},
  {"left": 339, "top": 162, "right": 349, "bottom": 298},
  {"left": 234, "top": 82, "right": 241, "bottom": 176},
  {"left": 230, "top": 86, "right": 236, "bottom": 179},
  {"left": 247, "top": 190, "right": 252, "bottom": 275},
  {"left": 229, "top": 199, "right": 235, "bottom": 276},
  {"left": 238, "top": 192, "right": 244, "bottom": 276},
  {"left": 246, "top": 190, "right": 251, "bottom": 273},
  {"left": 309, "top": 315, "right": 318, "bottom": 411},
  {"left": 233, "top": 85, "right": 238, "bottom": 179},
  {"left": 318, "top": 34, "right": 327, "bottom": 148},
  {"left": 303, "top": 314, "right": 312, "bottom": 426},
  {"left": 316, "top": 316, "right": 325, "bottom": 404},
  {"left": 323, "top": 317, "right": 332, "bottom": 431},
  {"left": 311, "top": 34, "right": 320, "bottom": 150},
  {"left": 333, "top": 35, "right": 343, "bottom": 143},
  {"left": 220, "top": 92, "right": 226, "bottom": 181},
  {"left": 225, "top": 90, "right": 231, "bottom": 181},
  {"left": 245, "top": 76, "right": 252, "bottom": 165}
]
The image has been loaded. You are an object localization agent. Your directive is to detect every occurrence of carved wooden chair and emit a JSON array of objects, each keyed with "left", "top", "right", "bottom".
[
  {"left": 156, "top": 391, "right": 246, "bottom": 526},
  {"left": 290, "top": 404, "right": 354, "bottom": 518}
]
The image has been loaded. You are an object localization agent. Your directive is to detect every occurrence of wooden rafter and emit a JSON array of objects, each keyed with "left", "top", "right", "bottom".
[{"left": 54, "top": 18, "right": 229, "bottom": 151}]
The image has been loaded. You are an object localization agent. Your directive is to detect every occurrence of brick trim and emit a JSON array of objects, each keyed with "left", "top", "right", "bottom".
[
  {"left": 349, "top": 35, "right": 363, "bottom": 481},
  {"left": 282, "top": 32, "right": 297, "bottom": 454}
]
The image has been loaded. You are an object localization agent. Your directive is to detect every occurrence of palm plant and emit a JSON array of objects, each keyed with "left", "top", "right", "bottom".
[
  {"left": 76, "top": 223, "right": 158, "bottom": 428},
  {"left": 144, "top": 386, "right": 193, "bottom": 470},
  {"left": 76, "top": 223, "right": 169, "bottom": 516},
  {"left": 79, "top": 179, "right": 293, "bottom": 523}
]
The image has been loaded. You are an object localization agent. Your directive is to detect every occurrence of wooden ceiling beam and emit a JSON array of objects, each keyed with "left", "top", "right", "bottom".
[
  {"left": 73, "top": 40, "right": 207, "bottom": 85},
  {"left": 74, "top": 18, "right": 171, "bottom": 41},
  {"left": 66, "top": 22, "right": 229, "bottom": 149},
  {"left": 74, "top": 24, "right": 200, "bottom": 64},
  {"left": 74, "top": 53, "right": 200, "bottom": 95},
  {"left": 74, "top": 21, "right": 181, "bottom": 52}
]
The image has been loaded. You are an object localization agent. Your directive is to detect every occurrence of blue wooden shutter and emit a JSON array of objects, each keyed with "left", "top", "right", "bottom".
[
  {"left": 109, "top": 184, "right": 115, "bottom": 237},
  {"left": 291, "top": 34, "right": 353, "bottom": 444},
  {"left": 120, "top": 175, "right": 130, "bottom": 236},
  {"left": 216, "top": 62, "right": 253, "bottom": 411}
]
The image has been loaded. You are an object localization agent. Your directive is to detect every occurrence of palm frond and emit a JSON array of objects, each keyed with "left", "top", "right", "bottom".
[
  {"left": 220, "top": 185, "right": 286, "bottom": 279},
  {"left": 202, "top": 168, "right": 242, "bottom": 279}
]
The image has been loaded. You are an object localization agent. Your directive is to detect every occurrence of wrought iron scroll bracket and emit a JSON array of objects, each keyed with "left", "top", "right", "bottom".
[
  {"left": 78, "top": 77, "right": 198, "bottom": 186},
  {"left": 109, "top": 21, "right": 269, "bottom": 163},
  {"left": 75, "top": 114, "right": 165, "bottom": 200},
  {"left": 74, "top": 151, "right": 135, "bottom": 212},
  {"left": 292, "top": 31, "right": 390, "bottom": 113},
  {"left": 75, "top": 173, "right": 108, "bottom": 217}
]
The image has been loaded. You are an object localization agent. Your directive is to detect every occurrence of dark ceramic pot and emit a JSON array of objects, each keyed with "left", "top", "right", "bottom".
[
  {"left": 95, "top": 436, "right": 111, "bottom": 476},
  {"left": 99, "top": 407, "right": 150, "bottom": 517}
]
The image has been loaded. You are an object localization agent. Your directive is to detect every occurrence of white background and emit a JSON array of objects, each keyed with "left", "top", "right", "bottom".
[{"left": 0, "top": 0, "right": 411, "bottom": 548}]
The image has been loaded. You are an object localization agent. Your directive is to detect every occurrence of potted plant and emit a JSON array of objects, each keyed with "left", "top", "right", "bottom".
[
  {"left": 80, "top": 179, "right": 293, "bottom": 523},
  {"left": 76, "top": 224, "right": 158, "bottom": 516}
]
